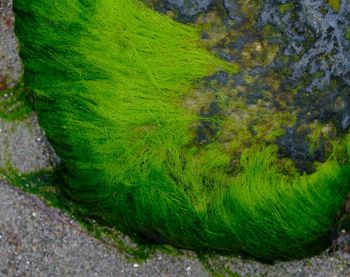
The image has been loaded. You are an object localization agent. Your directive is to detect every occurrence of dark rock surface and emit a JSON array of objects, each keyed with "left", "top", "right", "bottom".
[
  {"left": 259, "top": 1, "right": 350, "bottom": 167},
  {"left": 223, "top": 0, "right": 245, "bottom": 27},
  {"left": 148, "top": 0, "right": 213, "bottom": 22}
]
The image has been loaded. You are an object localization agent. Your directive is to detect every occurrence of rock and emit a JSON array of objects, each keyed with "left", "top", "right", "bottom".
[
  {"left": 245, "top": 91, "right": 264, "bottom": 105},
  {"left": 259, "top": 0, "right": 350, "bottom": 130},
  {"left": 165, "top": 0, "right": 212, "bottom": 21},
  {"left": 208, "top": 71, "right": 229, "bottom": 86},
  {"left": 219, "top": 51, "right": 237, "bottom": 62},
  {"left": 201, "top": 31, "right": 209, "bottom": 40},
  {"left": 277, "top": 127, "right": 324, "bottom": 173},
  {"left": 223, "top": 0, "right": 246, "bottom": 27}
]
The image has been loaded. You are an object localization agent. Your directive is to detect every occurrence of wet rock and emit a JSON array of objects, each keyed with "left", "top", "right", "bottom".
[
  {"left": 231, "top": 73, "right": 245, "bottom": 86},
  {"left": 332, "top": 219, "right": 350, "bottom": 253},
  {"left": 195, "top": 120, "right": 219, "bottom": 145},
  {"left": 334, "top": 232, "right": 350, "bottom": 252},
  {"left": 277, "top": 127, "right": 324, "bottom": 173},
  {"left": 206, "top": 101, "right": 221, "bottom": 117},
  {"left": 255, "top": 0, "right": 350, "bottom": 166},
  {"left": 245, "top": 91, "right": 264, "bottom": 105},
  {"left": 293, "top": 86, "right": 350, "bottom": 134},
  {"left": 249, "top": 66, "right": 267, "bottom": 77},
  {"left": 207, "top": 71, "right": 229, "bottom": 86},
  {"left": 277, "top": 128, "right": 309, "bottom": 164},
  {"left": 259, "top": 0, "right": 350, "bottom": 130},
  {"left": 227, "top": 37, "right": 246, "bottom": 52},
  {"left": 201, "top": 31, "right": 209, "bottom": 40},
  {"left": 219, "top": 51, "right": 237, "bottom": 62},
  {"left": 223, "top": 0, "right": 246, "bottom": 27},
  {"left": 165, "top": 0, "right": 213, "bottom": 21},
  {"left": 338, "top": 109, "right": 350, "bottom": 131},
  {"left": 196, "top": 101, "right": 221, "bottom": 144}
]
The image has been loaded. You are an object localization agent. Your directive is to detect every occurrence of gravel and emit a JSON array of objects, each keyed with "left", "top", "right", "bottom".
[{"left": 0, "top": 181, "right": 210, "bottom": 277}]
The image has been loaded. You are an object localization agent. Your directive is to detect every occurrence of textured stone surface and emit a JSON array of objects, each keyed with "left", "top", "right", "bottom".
[
  {"left": 166, "top": 0, "right": 212, "bottom": 19},
  {"left": 144, "top": 0, "right": 212, "bottom": 22},
  {"left": 0, "top": 0, "right": 22, "bottom": 88},
  {"left": 2, "top": 115, "right": 57, "bottom": 173},
  {"left": 259, "top": 1, "right": 350, "bottom": 169}
]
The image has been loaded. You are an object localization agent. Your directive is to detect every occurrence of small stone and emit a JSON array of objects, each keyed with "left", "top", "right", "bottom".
[
  {"left": 219, "top": 51, "right": 236, "bottom": 62},
  {"left": 201, "top": 31, "right": 209, "bottom": 40},
  {"left": 208, "top": 71, "right": 229, "bottom": 86}
]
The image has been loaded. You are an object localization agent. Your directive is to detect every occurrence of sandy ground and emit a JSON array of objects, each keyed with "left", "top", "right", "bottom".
[{"left": 1, "top": 0, "right": 350, "bottom": 276}]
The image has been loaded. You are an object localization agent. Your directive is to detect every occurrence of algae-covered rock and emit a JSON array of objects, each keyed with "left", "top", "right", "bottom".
[
  {"left": 148, "top": 0, "right": 350, "bottom": 174},
  {"left": 13, "top": 0, "right": 350, "bottom": 262},
  {"left": 166, "top": 0, "right": 212, "bottom": 19},
  {"left": 144, "top": 0, "right": 213, "bottom": 21}
]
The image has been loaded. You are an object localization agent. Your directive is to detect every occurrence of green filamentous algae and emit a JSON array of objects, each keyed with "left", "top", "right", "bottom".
[{"left": 13, "top": 0, "right": 350, "bottom": 261}]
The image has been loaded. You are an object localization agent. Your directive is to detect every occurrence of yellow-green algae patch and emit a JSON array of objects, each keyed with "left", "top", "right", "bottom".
[{"left": 327, "top": 0, "right": 341, "bottom": 12}]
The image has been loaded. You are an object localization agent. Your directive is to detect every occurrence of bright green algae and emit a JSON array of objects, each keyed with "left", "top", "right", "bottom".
[{"left": 13, "top": 0, "right": 350, "bottom": 261}]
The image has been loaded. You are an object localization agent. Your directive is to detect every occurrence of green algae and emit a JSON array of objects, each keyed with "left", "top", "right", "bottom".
[
  {"left": 0, "top": 81, "right": 32, "bottom": 121},
  {"left": 327, "top": 0, "right": 341, "bottom": 12},
  {"left": 279, "top": 3, "right": 294, "bottom": 14}
]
